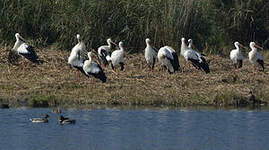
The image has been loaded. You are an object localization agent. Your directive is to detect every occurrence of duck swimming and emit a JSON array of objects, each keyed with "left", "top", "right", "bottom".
[
  {"left": 58, "top": 115, "right": 76, "bottom": 125},
  {"left": 30, "top": 114, "right": 49, "bottom": 123},
  {"left": 52, "top": 108, "right": 61, "bottom": 114}
]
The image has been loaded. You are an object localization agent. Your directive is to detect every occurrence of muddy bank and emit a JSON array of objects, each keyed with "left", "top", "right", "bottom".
[{"left": 0, "top": 46, "right": 268, "bottom": 108}]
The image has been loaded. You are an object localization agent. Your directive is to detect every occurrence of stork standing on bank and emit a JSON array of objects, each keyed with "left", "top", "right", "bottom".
[
  {"left": 230, "top": 42, "right": 244, "bottom": 69},
  {"left": 180, "top": 38, "right": 210, "bottom": 74},
  {"left": 97, "top": 38, "right": 117, "bottom": 67},
  {"left": 144, "top": 38, "right": 157, "bottom": 70},
  {"left": 68, "top": 34, "right": 86, "bottom": 77},
  {"left": 248, "top": 42, "right": 264, "bottom": 72},
  {"left": 83, "top": 52, "right": 107, "bottom": 83},
  {"left": 11, "top": 33, "right": 40, "bottom": 64},
  {"left": 157, "top": 46, "right": 180, "bottom": 74},
  {"left": 110, "top": 41, "right": 125, "bottom": 71}
]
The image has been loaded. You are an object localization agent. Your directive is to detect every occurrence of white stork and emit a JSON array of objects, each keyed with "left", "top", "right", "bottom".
[
  {"left": 97, "top": 38, "right": 117, "bottom": 67},
  {"left": 230, "top": 42, "right": 244, "bottom": 69},
  {"left": 11, "top": 33, "right": 40, "bottom": 64},
  {"left": 157, "top": 46, "right": 180, "bottom": 74},
  {"left": 110, "top": 41, "right": 125, "bottom": 71},
  {"left": 180, "top": 38, "right": 210, "bottom": 74},
  {"left": 144, "top": 38, "right": 157, "bottom": 69},
  {"left": 83, "top": 52, "right": 107, "bottom": 83},
  {"left": 68, "top": 34, "right": 86, "bottom": 76},
  {"left": 248, "top": 42, "right": 264, "bottom": 71}
]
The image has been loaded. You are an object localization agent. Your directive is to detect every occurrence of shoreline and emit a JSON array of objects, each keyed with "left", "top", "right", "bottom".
[{"left": 0, "top": 46, "right": 269, "bottom": 108}]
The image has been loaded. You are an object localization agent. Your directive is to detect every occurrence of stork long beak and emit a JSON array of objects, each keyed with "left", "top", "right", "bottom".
[
  {"left": 111, "top": 41, "right": 117, "bottom": 47},
  {"left": 192, "top": 43, "right": 197, "bottom": 49},
  {"left": 254, "top": 44, "right": 263, "bottom": 50},
  {"left": 18, "top": 35, "right": 26, "bottom": 43},
  {"left": 239, "top": 43, "right": 244, "bottom": 48},
  {"left": 91, "top": 49, "right": 98, "bottom": 55}
]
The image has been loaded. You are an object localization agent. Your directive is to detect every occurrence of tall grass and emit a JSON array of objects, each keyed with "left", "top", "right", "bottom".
[{"left": 0, "top": 0, "right": 268, "bottom": 53}]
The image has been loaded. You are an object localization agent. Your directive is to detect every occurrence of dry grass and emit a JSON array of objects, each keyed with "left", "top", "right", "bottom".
[{"left": 0, "top": 46, "right": 269, "bottom": 107}]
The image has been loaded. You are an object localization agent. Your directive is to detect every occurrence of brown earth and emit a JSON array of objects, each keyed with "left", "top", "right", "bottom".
[{"left": 0, "top": 45, "right": 268, "bottom": 107}]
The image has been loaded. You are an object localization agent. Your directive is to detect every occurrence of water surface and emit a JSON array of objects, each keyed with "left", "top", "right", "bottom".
[{"left": 0, "top": 107, "right": 269, "bottom": 150}]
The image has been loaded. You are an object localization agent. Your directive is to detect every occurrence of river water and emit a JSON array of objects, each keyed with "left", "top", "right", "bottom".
[{"left": 0, "top": 106, "right": 269, "bottom": 150}]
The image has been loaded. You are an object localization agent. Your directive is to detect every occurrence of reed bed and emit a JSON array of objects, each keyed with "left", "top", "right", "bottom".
[
  {"left": 0, "top": 46, "right": 268, "bottom": 107},
  {"left": 0, "top": 0, "right": 268, "bottom": 53}
]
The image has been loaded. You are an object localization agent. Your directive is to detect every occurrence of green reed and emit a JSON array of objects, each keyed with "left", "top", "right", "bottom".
[{"left": 0, "top": 0, "right": 268, "bottom": 53}]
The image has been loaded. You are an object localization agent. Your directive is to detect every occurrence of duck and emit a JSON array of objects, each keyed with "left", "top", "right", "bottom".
[
  {"left": 52, "top": 108, "right": 61, "bottom": 114},
  {"left": 58, "top": 115, "right": 76, "bottom": 125},
  {"left": 248, "top": 90, "right": 267, "bottom": 106},
  {"left": 0, "top": 103, "right": 9, "bottom": 109},
  {"left": 30, "top": 114, "right": 49, "bottom": 123}
]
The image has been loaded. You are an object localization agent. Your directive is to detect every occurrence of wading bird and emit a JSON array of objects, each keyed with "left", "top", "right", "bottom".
[
  {"left": 157, "top": 46, "right": 180, "bottom": 74},
  {"left": 248, "top": 42, "right": 264, "bottom": 72},
  {"left": 180, "top": 38, "right": 210, "bottom": 74},
  {"left": 30, "top": 114, "right": 49, "bottom": 123},
  {"left": 10, "top": 33, "right": 40, "bottom": 64},
  {"left": 144, "top": 38, "right": 157, "bottom": 70},
  {"left": 83, "top": 52, "right": 107, "bottom": 83},
  {"left": 230, "top": 42, "right": 244, "bottom": 69},
  {"left": 68, "top": 34, "right": 86, "bottom": 77},
  {"left": 98, "top": 38, "right": 117, "bottom": 67},
  {"left": 110, "top": 41, "right": 125, "bottom": 71}
]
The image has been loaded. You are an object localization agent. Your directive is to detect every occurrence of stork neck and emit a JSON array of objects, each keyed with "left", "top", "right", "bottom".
[
  {"left": 119, "top": 46, "right": 124, "bottom": 51},
  {"left": 181, "top": 42, "right": 187, "bottom": 54},
  {"left": 88, "top": 55, "right": 92, "bottom": 63},
  {"left": 235, "top": 44, "right": 239, "bottom": 51},
  {"left": 108, "top": 42, "right": 112, "bottom": 48},
  {"left": 250, "top": 45, "right": 257, "bottom": 52},
  {"left": 188, "top": 43, "right": 192, "bottom": 48},
  {"left": 12, "top": 38, "right": 23, "bottom": 50}
]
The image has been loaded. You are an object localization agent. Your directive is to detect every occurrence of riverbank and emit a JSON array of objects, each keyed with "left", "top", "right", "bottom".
[{"left": 0, "top": 46, "right": 268, "bottom": 108}]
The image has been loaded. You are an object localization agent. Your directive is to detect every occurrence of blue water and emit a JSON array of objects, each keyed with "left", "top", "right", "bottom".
[{"left": 0, "top": 107, "right": 269, "bottom": 150}]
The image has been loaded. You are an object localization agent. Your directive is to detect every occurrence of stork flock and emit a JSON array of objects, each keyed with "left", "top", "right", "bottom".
[{"left": 10, "top": 33, "right": 265, "bottom": 83}]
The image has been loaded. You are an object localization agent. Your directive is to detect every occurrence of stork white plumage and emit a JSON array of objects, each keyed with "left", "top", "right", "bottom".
[
  {"left": 97, "top": 38, "right": 117, "bottom": 67},
  {"left": 110, "top": 41, "right": 125, "bottom": 71},
  {"left": 157, "top": 46, "right": 180, "bottom": 74},
  {"left": 68, "top": 34, "right": 86, "bottom": 76},
  {"left": 11, "top": 33, "right": 40, "bottom": 64},
  {"left": 165, "top": 46, "right": 180, "bottom": 72},
  {"left": 83, "top": 52, "right": 107, "bottom": 83},
  {"left": 230, "top": 42, "right": 244, "bottom": 69},
  {"left": 144, "top": 38, "right": 157, "bottom": 69},
  {"left": 248, "top": 42, "right": 264, "bottom": 71},
  {"left": 181, "top": 38, "right": 210, "bottom": 74}
]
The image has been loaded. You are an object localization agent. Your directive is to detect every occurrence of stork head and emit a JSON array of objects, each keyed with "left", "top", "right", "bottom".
[
  {"left": 145, "top": 38, "right": 151, "bottom": 45},
  {"left": 107, "top": 38, "right": 112, "bottom": 43},
  {"left": 181, "top": 38, "right": 187, "bottom": 45},
  {"left": 119, "top": 41, "right": 123, "bottom": 48},
  {"left": 15, "top": 33, "right": 26, "bottom": 42},
  {"left": 235, "top": 41, "right": 239, "bottom": 46},
  {"left": 76, "top": 34, "right": 80, "bottom": 40},
  {"left": 15, "top": 33, "right": 20, "bottom": 39},
  {"left": 188, "top": 39, "right": 192, "bottom": 44},
  {"left": 250, "top": 42, "right": 263, "bottom": 50},
  {"left": 107, "top": 38, "right": 117, "bottom": 46}
]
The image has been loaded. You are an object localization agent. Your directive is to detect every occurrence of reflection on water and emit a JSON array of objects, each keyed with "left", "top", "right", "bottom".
[{"left": 0, "top": 107, "right": 269, "bottom": 150}]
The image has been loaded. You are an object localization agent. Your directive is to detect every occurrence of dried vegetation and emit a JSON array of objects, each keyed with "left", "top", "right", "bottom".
[{"left": 0, "top": 46, "right": 268, "bottom": 107}]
